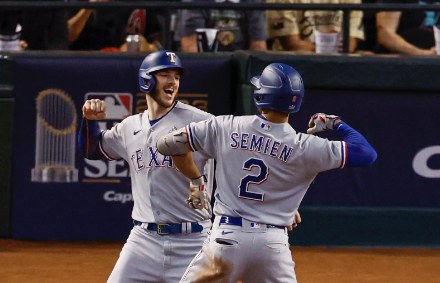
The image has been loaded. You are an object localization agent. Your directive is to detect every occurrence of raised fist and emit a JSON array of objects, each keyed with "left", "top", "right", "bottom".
[
  {"left": 82, "top": 99, "right": 107, "bottom": 120},
  {"left": 307, "top": 113, "right": 341, "bottom": 134}
]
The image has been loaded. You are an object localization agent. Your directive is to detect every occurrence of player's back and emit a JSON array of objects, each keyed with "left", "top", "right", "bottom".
[{"left": 189, "top": 114, "right": 345, "bottom": 226}]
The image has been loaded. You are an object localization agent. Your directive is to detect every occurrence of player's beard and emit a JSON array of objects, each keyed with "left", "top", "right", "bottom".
[{"left": 150, "top": 89, "right": 178, "bottom": 109}]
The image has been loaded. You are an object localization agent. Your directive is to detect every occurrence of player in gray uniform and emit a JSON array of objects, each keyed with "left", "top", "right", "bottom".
[
  {"left": 157, "top": 63, "right": 377, "bottom": 283},
  {"left": 78, "top": 50, "right": 214, "bottom": 283}
]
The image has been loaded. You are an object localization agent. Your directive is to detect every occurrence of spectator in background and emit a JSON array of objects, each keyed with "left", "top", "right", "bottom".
[
  {"left": 68, "top": 0, "right": 160, "bottom": 52},
  {"left": 0, "top": 8, "right": 22, "bottom": 51},
  {"left": 19, "top": 0, "right": 69, "bottom": 50},
  {"left": 175, "top": 0, "right": 267, "bottom": 52},
  {"left": 68, "top": 0, "right": 116, "bottom": 49},
  {"left": 375, "top": 0, "right": 437, "bottom": 55},
  {"left": 266, "top": 0, "right": 365, "bottom": 53}
]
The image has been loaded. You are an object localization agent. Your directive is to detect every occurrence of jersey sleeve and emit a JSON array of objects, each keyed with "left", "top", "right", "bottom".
[
  {"left": 334, "top": 121, "right": 377, "bottom": 167},
  {"left": 185, "top": 116, "right": 220, "bottom": 159},
  {"left": 304, "top": 135, "right": 347, "bottom": 174},
  {"left": 78, "top": 118, "right": 104, "bottom": 160},
  {"left": 100, "top": 122, "right": 127, "bottom": 161}
]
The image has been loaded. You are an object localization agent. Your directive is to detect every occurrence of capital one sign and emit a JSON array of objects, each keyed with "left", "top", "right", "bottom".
[{"left": 412, "top": 146, "right": 440, "bottom": 178}]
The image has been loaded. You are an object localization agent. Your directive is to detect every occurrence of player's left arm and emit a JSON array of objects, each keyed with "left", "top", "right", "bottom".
[
  {"left": 308, "top": 113, "right": 377, "bottom": 167},
  {"left": 78, "top": 99, "right": 107, "bottom": 160},
  {"left": 156, "top": 126, "right": 203, "bottom": 177},
  {"left": 78, "top": 118, "right": 106, "bottom": 160},
  {"left": 157, "top": 127, "right": 210, "bottom": 210}
]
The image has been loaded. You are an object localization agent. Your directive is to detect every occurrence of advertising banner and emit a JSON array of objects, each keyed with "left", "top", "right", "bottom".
[{"left": 11, "top": 54, "right": 234, "bottom": 240}]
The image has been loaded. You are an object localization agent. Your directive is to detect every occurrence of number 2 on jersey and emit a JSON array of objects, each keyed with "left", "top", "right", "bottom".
[{"left": 239, "top": 158, "right": 269, "bottom": 201}]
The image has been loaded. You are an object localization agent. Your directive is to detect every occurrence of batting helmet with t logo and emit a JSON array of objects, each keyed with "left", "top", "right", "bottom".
[
  {"left": 251, "top": 63, "right": 304, "bottom": 113},
  {"left": 138, "top": 50, "right": 188, "bottom": 93}
]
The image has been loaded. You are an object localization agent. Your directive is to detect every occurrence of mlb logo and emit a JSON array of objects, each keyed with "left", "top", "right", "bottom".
[
  {"left": 261, "top": 123, "right": 271, "bottom": 131},
  {"left": 250, "top": 222, "right": 261, "bottom": 228},
  {"left": 85, "top": 93, "right": 132, "bottom": 120}
]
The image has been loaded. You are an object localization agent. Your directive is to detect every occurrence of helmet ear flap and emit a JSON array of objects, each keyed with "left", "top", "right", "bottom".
[
  {"left": 139, "top": 72, "right": 156, "bottom": 93},
  {"left": 250, "top": 76, "right": 261, "bottom": 89}
]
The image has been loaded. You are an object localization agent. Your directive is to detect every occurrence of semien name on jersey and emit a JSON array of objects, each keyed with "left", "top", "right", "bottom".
[{"left": 230, "top": 132, "right": 293, "bottom": 163}]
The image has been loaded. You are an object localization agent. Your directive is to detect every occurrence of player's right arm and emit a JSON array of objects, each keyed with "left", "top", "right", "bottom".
[
  {"left": 78, "top": 99, "right": 108, "bottom": 160},
  {"left": 307, "top": 113, "right": 377, "bottom": 167}
]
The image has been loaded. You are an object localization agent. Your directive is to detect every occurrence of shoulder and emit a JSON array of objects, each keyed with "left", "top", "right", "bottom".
[
  {"left": 174, "top": 102, "right": 213, "bottom": 120},
  {"left": 113, "top": 113, "right": 143, "bottom": 130},
  {"left": 211, "top": 114, "right": 253, "bottom": 128},
  {"left": 120, "top": 112, "right": 143, "bottom": 123},
  {"left": 295, "top": 132, "right": 337, "bottom": 150},
  {"left": 209, "top": 114, "right": 236, "bottom": 124}
]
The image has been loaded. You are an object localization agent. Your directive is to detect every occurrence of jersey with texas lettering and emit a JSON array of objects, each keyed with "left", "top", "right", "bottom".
[
  {"left": 186, "top": 114, "right": 347, "bottom": 226},
  {"left": 100, "top": 101, "right": 214, "bottom": 223}
]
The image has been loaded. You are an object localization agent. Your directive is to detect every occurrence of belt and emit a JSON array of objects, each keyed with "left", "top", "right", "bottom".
[
  {"left": 133, "top": 220, "right": 204, "bottom": 235},
  {"left": 219, "top": 216, "right": 285, "bottom": 229}
]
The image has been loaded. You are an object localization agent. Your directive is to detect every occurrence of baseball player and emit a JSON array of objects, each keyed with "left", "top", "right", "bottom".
[
  {"left": 77, "top": 50, "right": 215, "bottom": 283},
  {"left": 157, "top": 63, "right": 377, "bottom": 282}
]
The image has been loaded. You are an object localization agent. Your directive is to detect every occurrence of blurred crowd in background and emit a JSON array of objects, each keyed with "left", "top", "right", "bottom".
[{"left": 0, "top": 0, "right": 438, "bottom": 56}]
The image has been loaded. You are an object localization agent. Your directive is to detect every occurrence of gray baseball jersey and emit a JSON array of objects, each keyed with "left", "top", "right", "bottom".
[
  {"left": 186, "top": 114, "right": 346, "bottom": 226},
  {"left": 100, "top": 101, "right": 214, "bottom": 223},
  {"left": 102, "top": 101, "right": 214, "bottom": 283}
]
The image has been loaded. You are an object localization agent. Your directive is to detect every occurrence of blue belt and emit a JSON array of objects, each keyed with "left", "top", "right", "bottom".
[
  {"left": 133, "top": 220, "right": 203, "bottom": 235},
  {"left": 219, "top": 216, "right": 285, "bottom": 229}
]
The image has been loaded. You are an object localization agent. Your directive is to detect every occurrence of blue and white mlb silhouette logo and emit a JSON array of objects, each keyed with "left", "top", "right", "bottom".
[
  {"left": 261, "top": 123, "right": 271, "bottom": 131},
  {"left": 250, "top": 222, "right": 261, "bottom": 228}
]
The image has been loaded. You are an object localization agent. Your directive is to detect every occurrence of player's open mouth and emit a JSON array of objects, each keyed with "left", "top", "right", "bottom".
[{"left": 164, "top": 89, "right": 174, "bottom": 95}]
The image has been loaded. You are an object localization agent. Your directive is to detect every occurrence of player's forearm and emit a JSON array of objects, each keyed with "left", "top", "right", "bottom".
[
  {"left": 334, "top": 121, "right": 377, "bottom": 167},
  {"left": 172, "top": 153, "right": 202, "bottom": 179},
  {"left": 78, "top": 117, "right": 105, "bottom": 160},
  {"left": 157, "top": 127, "right": 202, "bottom": 178},
  {"left": 68, "top": 9, "right": 93, "bottom": 43}
]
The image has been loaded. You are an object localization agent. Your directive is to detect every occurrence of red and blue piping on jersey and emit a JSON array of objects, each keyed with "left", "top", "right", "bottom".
[
  {"left": 334, "top": 121, "right": 377, "bottom": 167},
  {"left": 78, "top": 117, "right": 109, "bottom": 160},
  {"left": 98, "top": 132, "right": 116, "bottom": 161},
  {"left": 186, "top": 124, "right": 197, "bottom": 152},
  {"left": 85, "top": 118, "right": 90, "bottom": 158}
]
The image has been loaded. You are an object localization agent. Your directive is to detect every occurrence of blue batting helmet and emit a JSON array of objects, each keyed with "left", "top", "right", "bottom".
[
  {"left": 250, "top": 63, "right": 304, "bottom": 113},
  {"left": 138, "top": 50, "right": 188, "bottom": 93}
]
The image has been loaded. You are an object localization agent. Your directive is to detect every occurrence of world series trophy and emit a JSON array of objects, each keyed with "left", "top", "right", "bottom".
[{"left": 31, "top": 89, "right": 78, "bottom": 183}]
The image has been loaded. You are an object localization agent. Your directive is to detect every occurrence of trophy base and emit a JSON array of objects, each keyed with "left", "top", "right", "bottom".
[{"left": 32, "top": 167, "right": 78, "bottom": 183}]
